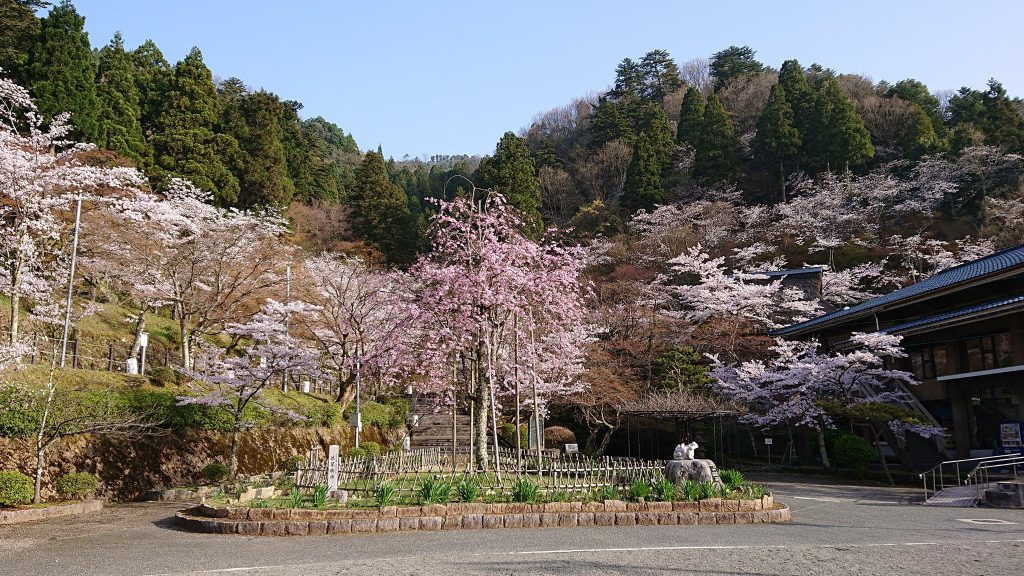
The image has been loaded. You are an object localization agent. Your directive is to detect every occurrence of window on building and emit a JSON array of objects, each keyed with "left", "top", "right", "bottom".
[
  {"left": 964, "top": 333, "right": 1014, "bottom": 372},
  {"left": 909, "top": 346, "right": 940, "bottom": 379}
]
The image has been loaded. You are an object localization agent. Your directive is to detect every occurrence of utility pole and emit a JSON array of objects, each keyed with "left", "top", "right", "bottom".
[{"left": 59, "top": 196, "right": 82, "bottom": 368}]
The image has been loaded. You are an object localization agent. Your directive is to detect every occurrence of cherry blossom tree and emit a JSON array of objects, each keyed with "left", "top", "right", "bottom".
[
  {"left": 886, "top": 234, "right": 995, "bottom": 286},
  {"left": 296, "top": 253, "right": 418, "bottom": 408},
  {"left": 411, "top": 191, "right": 590, "bottom": 469},
  {"left": 99, "top": 179, "right": 291, "bottom": 369},
  {"left": 710, "top": 332, "right": 943, "bottom": 469},
  {"left": 0, "top": 71, "right": 142, "bottom": 344},
  {"left": 177, "top": 300, "right": 320, "bottom": 477},
  {"left": 656, "top": 244, "right": 821, "bottom": 360}
]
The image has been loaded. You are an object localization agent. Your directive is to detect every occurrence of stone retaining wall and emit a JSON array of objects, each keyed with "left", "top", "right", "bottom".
[
  {"left": 0, "top": 500, "right": 103, "bottom": 525},
  {"left": 176, "top": 496, "right": 789, "bottom": 536}
]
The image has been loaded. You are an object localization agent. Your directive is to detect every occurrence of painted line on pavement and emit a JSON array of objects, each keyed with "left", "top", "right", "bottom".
[{"left": 139, "top": 539, "right": 1024, "bottom": 576}]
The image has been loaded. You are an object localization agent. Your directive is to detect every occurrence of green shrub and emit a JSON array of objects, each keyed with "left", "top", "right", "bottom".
[
  {"left": 360, "top": 441, "right": 382, "bottom": 457},
  {"left": 0, "top": 471, "right": 33, "bottom": 507},
  {"left": 719, "top": 469, "right": 745, "bottom": 491},
  {"left": 653, "top": 478, "right": 676, "bottom": 502},
  {"left": 312, "top": 484, "right": 328, "bottom": 508},
  {"left": 201, "top": 462, "right": 230, "bottom": 484},
  {"left": 147, "top": 366, "right": 177, "bottom": 386},
  {"left": 0, "top": 409, "right": 38, "bottom": 438},
  {"left": 290, "top": 488, "right": 304, "bottom": 508},
  {"left": 511, "top": 478, "right": 540, "bottom": 503},
  {"left": 54, "top": 472, "right": 98, "bottom": 500},
  {"left": 698, "top": 481, "right": 717, "bottom": 500},
  {"left": 681, "top": 480, "right": 701, "bottom": 501},
  {"left": 832, "top": 433, "right": 877, "bottom": 477},
  {"left": 346, "top": 447, "right": 367, "bottom": 458},
  {"left": 419, "top": 476, "right": 452, "bottom": 504},
  {"left": 375, "top": 481, "right": 397, "bottom": 507},
  {"left": 456, "top": 478, "right": 480, "bottom": 503},
  {"left": 278, "top": 455, "right": 305, "bottom": 473},
  {"left": 499, "top": 422, "right": 529, "bottom": 447},
  {"left": 385, "top": 399, "right": 409, "bottom": 428},
  {"left": 548, "top": 490, "right": 570, "bottom": 502},
  {"left": 594, "top": 485, "right": 620, "bottom": 502},
  {"left": 628, "top": 480, "right": 651, "bottom": 502},
  {"left": 358, "top": 402, "right": 394, "bottom": 428},
  {"left": 306, "top": 403, "right": 342, "bottom": 427}
]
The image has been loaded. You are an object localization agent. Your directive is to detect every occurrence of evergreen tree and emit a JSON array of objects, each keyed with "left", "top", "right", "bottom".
[
  {"left": 807, "top": 76, "right": 874, "bottom": 171},
  {"left": 693, "top": 94, "right": 737, "bottom": 181},
  {"left": 676, "top": 86, "right": 705, "bottom": 147},
  {"left": 638, "top": 49, "right": 683, "bottom": 102},
  {"left": 778, "top": 59, "right": 815, "bottom": 140},
  {"left": 151, "top": 47, "right": 239, "bottom": 204},
  {"left": 96, "top": 32, "right": 145, "bottom": 163},
  {"left": 622, "top": 133, "right": 665, "bottom": 213},
  {"left": 608, "top": 57, "right": 644, "bottom": 103},
  {"left": 222, "top": 90, "right": 294, "bottom": 206},
  {"left": 753, "top": 83, "right": 801, "bottom": 199},
  {"left": 949, "top": 80, "right": 1024, "bottom": 153},
  {"left": 351, "top": 151, "right": 419, "bottom": 265},
  {"left": 709, "top": 45, "right": 765, "bottom": 91},
  {"left": 478, "top": 131, "right": 542, "bottom": 227},
  {"left": 590, "top": 98, "right": 634, "bottom": 148},
  {"left": 634, "top": 103, "right": 676, "bottom": 169},
  {"left": 130, "top": 39, "right": 172, "bottom": 141},
  {"left": 26, "top": 0, "right": 101, "bottom": 141},
  {"left": 886, "top": 78, "right": 947, "bottom": 139},
  {"left": 0, "top": 0, "right": 44, "bottom": 82}
]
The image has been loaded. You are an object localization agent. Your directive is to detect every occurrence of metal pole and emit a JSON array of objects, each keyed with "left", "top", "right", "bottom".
[
  {"left": 354, "top": 353, "right": 361, "bottom": 448},
  {"left": 283, "top": 265, "right": 291, "bottom": 392},
  {"left": 59, "top": 196, "right": 83, "bottom": 368}
]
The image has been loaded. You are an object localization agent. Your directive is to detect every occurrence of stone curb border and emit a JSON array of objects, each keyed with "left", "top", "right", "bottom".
[
  {"left": 0, "top": 500, "right": 103, "bottom": 525},
  {"left": 175, "top": 496, "right": 790, "bottom": 536}
]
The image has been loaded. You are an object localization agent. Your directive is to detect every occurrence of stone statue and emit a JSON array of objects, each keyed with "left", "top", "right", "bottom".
[
  {"left": 664, "top": 440, "right": 722, "bottom": 487},
  {"left": 674, "top": 442, "right": 699, "bottom": 460}
]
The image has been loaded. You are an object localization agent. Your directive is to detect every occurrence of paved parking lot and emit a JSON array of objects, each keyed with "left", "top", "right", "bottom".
[{"left": 2, "top": 478, "right": 1022, "bottom": 575}]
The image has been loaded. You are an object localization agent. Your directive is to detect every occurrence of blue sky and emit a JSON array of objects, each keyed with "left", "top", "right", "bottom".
[{"left": 69, "top": 0, "right": 1023, "bottom": 158}]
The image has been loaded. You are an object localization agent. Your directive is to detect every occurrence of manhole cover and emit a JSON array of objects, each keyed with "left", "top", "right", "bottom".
[{"left": 957, "top": 518, "right": 1018, "bottom": 525}]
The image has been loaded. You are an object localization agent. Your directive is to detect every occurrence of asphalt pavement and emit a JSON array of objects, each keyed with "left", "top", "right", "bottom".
[{"left": 2, "top": 477, "right": 1022, "bottom": 576}]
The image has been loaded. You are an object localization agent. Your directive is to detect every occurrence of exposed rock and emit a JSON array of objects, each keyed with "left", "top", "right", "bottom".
[{"left": 665, "top": 458, "right": 722, "bottom": 486}]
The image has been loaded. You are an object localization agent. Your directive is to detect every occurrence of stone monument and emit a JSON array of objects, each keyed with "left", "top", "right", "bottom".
[{"left": 664, "top": 441, "right": 722, "bottom": 487}]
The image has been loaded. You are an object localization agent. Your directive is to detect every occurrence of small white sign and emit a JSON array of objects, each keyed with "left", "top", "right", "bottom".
[
  {"left": 327, "top": 445, "right": 340, "bottom": 492},
  {"left": 564, "top": 443, "right": 579, "bottom": 454},
  {"left": 138, "top": 332, "right": 149, "bottom": 348},
  {"left": 764, "top": 438, "right": 773, "bottom": 445}
]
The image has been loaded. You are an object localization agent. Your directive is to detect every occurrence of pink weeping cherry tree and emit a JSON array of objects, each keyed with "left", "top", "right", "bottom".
[{"left": 411, "top": 191, "right": 591, "bottom": 470}]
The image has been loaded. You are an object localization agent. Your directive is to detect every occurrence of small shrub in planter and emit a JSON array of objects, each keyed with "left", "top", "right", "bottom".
[
  {"left": 375, "top": 481, "right": 397, "bottom": 507},
  {"left": 0, "top": 470, "right": 34, "bottom": 507},
  {"left": 456, "top": 478, "right": 480, "bottom": 503},
  {"left": 594, "top": 485, "right": 619, "bottom": 502},
  {"left": 55, "top": 472, "right": 99, "bottom": 500},
  {"left": 201, "top": 462, "right": 230, "bottom": 485},
  {"left": 511, "top": 478, "right": 540, "bottom": 503},
  {"left": 653, "top": 477, "right": 676, "bottom": 502},
  {"left": 629, "top": 480, "right": 650, "bottom": 502},
  {"left": 719, "top": 469, "right": 744, "bottom": 491},
  {"left": 697, "top": 481, "right": 717, "bottom": 500},
  {"left": 548, "top": 490, "right": 570, "bottom": 502},
  {"left": 418, "top": 476, "right": 451, "bottom": 504},
  {"left": 312, "top": 484, "right": 328, "bottom": 508},
  {"left": 681, "top": 480, "right": 701, "bottom": 501}
]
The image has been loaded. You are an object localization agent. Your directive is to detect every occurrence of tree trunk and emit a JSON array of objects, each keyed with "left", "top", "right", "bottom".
[
  {"left": 33, "top": 448, "right": 45, "bottom": 504},
  {"left": 229, "top": 428, "right": 240, "bottom": 479},
  {"left": 816, "top": 427, "right": 831, "bottom": 470},
  {"left": 474, "top": 361, "right": 490, "bottom": 471},
  {"left": 129, "top": 305, "right": 149, "bottom": 360}
]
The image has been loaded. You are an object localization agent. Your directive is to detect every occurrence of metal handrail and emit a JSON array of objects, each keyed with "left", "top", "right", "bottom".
[
  {"left": 965, "top": 455, "right": 1024, "bottom": 501},
  {"left": 919, "top": 453, "right": 1019, "bottom": 501}
]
